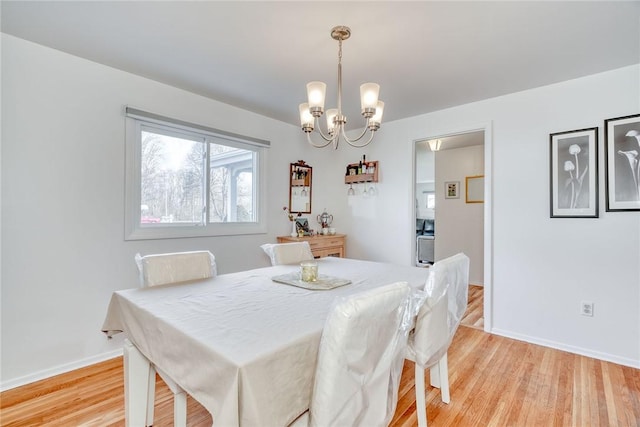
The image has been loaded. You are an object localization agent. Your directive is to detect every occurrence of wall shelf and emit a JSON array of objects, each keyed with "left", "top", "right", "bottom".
[
  {"left": 291, "top": 177, "right": 310, "bottom": 187},
  {"left": 344, "top": 160, "right": 379, "bottom": 184}
]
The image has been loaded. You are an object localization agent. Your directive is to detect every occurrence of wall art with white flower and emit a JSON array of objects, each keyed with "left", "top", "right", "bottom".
[
  {"left": 605, "top": 113, "right": 640, "bottom": 211},
  {"left": 549, "top": 127, "right": 598, "bottom": 218}
]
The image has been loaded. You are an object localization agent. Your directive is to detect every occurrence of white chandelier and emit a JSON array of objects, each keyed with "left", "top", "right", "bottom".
[{"left": 299, "top": 26, "right": 384, "bottom": 149}]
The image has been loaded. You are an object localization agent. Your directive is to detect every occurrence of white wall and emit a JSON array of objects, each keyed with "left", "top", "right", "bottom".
[
  {"left": 336, "top": 65, "right": 640, "bottom": 368},
  {"left": 435, "top": 146, "right": 484, "bottom": 285},
  {"left": 0, "top": 35, "right": 332, "bottom": 389},
  {"left": 415, "top": 143, "right": 435, "bottom": 220},
  {"left": 415, "top": 143, "right": 435, "bottom": 183}
]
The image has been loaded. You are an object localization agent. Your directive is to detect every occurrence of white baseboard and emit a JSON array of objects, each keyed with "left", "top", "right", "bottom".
[
  {"left": 0, "top": 349, "right": 123, "bottom": 392},
  {"left": 491, "top": 327, "right": 640, "bottom": 369},
  {"left": 5, "top": 330, "right": 637, "bottom": 391}
]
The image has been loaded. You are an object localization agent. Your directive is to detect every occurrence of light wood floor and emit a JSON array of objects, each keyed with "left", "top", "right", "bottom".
[
  {"left": 461, "top": 284, "right": 484, "bottom": 330},
  {"left": 3, "top": 287, "right": 639, "bottom": 427}
]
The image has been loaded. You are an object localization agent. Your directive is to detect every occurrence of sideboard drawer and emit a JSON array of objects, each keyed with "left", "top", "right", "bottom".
[{"left": 277, "top": 234, "right": 346, "bottom": 258}]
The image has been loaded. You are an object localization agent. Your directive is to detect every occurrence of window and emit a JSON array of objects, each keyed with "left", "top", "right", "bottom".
[
  {"left": 125, "top": 108, "right": 269, "bottom": 240},
  {"left": 426, "top": 192, "right": 435, "bottom": 209}
]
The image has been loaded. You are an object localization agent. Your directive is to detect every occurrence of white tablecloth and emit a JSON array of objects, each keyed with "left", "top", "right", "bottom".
[{"left": 102, "top": 257, "right": 429, "bottom": 426}]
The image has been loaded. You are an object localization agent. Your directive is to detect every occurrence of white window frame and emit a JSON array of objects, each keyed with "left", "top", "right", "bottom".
[{"left": 124, "top": 107, "right": 269, "bottom": 240}]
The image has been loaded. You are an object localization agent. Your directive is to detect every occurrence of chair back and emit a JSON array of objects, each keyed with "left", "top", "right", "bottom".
[
  {"left": 309, "top": 282, "right": 412, "bottom": 427},
  {"left": 135, "top": 251, "right": 216, "bottom": 287},
  {"left": 261, "top": 242, "right": 314, "bottom": 265},
  {"left": 409, "top": 253, "right": 469, "bottom": 368}
]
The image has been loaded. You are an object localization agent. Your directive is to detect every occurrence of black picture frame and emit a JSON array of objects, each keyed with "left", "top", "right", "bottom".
[
  {"left": 605, "top": 113, "right": 640, "bottom": 211},
  {"left": 549, "top": 127, "right": 598, "bottom": 218},
  {"left": 295, "top": 217, "right": 310, "bottom": 235}
]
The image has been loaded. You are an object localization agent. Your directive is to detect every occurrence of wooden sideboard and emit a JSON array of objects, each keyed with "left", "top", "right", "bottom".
[{"left": 277, "top": 234, "right": 346, "bottom": 259}]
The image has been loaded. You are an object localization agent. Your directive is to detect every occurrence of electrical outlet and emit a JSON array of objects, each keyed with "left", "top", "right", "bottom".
[{"left": 580, "top": 301, "right": 594, "bottom": 317}]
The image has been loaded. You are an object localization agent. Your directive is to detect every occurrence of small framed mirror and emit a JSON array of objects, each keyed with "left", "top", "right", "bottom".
[{"left": 289, "top": 161, "right": 312, "bottom": 213}]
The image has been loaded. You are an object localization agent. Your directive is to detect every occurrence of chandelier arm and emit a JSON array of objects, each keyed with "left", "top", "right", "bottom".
[
  {"left": 340, "top": 121, "right": 372, "bottom": 145},
  {"left": 313, "top": 117, "right": 336, "bottom": 142},
  {"left": 344, "top": 129, "right": 376, "bottom": 148},
  {"left": 306, "top": 131, "right": 334, "bottom": 148}
]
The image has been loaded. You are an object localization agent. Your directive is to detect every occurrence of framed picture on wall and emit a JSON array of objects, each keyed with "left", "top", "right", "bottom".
[
  {"left": 295, "top": 217, "right": 310, "bottom": 235},
  {"left": 605, "top": 113, "right": 640, "bottom": 211},
  {"left": 465, "top": 175, "right": 484, "bottom": 203},
  {"left": 549, "top": 127, "right": 598, "bottom": 218},
  {"left": 445, "top": 181, "right": 459, "bottom": 199}
]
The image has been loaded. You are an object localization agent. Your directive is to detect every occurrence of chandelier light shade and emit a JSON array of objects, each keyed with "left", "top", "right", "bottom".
[
  {"left": 370, "top": 101, "right": 384, "bottom": 128},
  {"left": 299, "top": 103, "right": 314, "bottom": 130},
  {"left": 326, "top": 108, "right": 338, "bottom": 133},
  {"left": 299, "top": 26, "right": 384, "bottom": 149},
  {"left": 306, "top": 82, "right": 327, "bottom": 113},
  {"left": 360, "top": 83, "right": 380, "bottom": 112}
]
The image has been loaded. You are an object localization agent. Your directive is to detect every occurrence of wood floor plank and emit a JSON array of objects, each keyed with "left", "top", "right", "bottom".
[
  {"left": 2, "top": 287, "right": 639, "bottom": 427},
  {"left": 461, "top": 284, "right": 484, "bottom": 330}
]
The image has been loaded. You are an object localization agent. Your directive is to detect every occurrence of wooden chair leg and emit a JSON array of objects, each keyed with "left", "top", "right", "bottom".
[
  {"left": 439, "top": 353, "right": 450, "bottom": 403},
  {"left": 123, "top": 340, "right": 151, "bottom": 427},
  {"left": 415, "top": 363, "right": 428, "bottom": 427},
  {"left": 174, "top": 390, "right": 187, "bottom": 427},
  {"left": 158, "top": 367, "right": 188, "bottom": 427},
  {"left": 430, "top": 363, "right": 441, "bottom": 388},
  {"left": 146, "top": 367, "right": 156, "bottom": 427}
]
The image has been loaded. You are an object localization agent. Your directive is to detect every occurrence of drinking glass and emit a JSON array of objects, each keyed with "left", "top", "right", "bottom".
[{"left": 300, "top": 260, "right": 318, "bottom": 282}]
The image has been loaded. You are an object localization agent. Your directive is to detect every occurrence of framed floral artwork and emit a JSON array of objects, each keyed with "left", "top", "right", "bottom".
[
  {"left": 549, "top": 127, "right": 598, "bottom": 218},
  {"left": 605, "top": 113, "right": 640, "bottom": 211},
  {"left": 445, "top": 181, "right": 459, "bottom": 199}
]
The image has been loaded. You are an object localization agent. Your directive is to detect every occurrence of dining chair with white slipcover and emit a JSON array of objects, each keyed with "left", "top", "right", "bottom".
[
  {"left": 134, "top": 250, "right": 217, "bottom": 427},
  {"left": 261, "top": 242, "right": 314, "bottom": 265},
  {"left": 405, "top": 252, "right": 469, "bottom": 427},
  {"left": 290, "top": 281, "right": 414, "bottom": 427}
]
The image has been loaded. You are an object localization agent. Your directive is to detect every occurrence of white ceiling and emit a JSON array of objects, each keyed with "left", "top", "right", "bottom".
[
  {"left": 416, "top": 129, "right": 485, "bottom": 153},
  {"left": 2, "top": 1, "right": 639, "bottom": 129}
]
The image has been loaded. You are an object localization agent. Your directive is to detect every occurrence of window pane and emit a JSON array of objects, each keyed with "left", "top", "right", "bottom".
[
  {"left": 209, "top": 144, "right": 255, "bottom": 223},
  {"left": 236, "top": 171, "right": 253, "bottom": 221},
  {"left": 126, "top": 112, "right": 267, "bottom": 240},
  {"left": 140, "top": 130, "right": 205, "bottom": 226},
  {"left": 427, "top": 193, "right": 436, "bottom": 209}
]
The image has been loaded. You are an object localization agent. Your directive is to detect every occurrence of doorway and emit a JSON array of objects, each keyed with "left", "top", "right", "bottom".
[{"left": 412, "top": 125, "right": 492, "bottom": 332}]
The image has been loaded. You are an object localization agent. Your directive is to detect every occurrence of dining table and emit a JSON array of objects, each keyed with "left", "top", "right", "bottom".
[{"left": 102, "top": 257, "right": 430, "bottom": 427}]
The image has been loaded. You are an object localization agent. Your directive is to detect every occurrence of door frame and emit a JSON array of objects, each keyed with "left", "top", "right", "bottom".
[{"left": 411, "top": 121, "right": 493, "bottom": 332}]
